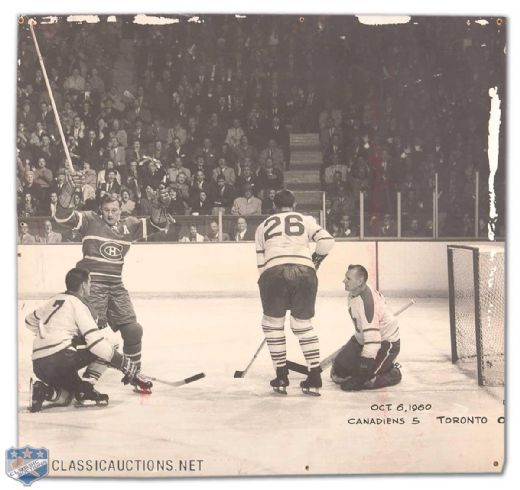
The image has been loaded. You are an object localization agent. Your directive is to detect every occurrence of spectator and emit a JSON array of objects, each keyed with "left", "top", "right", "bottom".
[
  {"left": 120, "top": 189, "right": 136, "bottom": 217},
  {"left": 171, "top": 172, "right": 191, "bottom": 202},
  {"left": 33, "top": 157, "right": 53, "bottom": 192},
  {"left": 261, "top": 189, "right": 277, "bottom": 215},
  {"left": 233, "top": 217, "right": 255, "bottom": 241},
  {"left": 210, "top": 175, "right": 235, "bottom": 212},
  {"left": 231, "top": 185, "right": 263, "bottom": 216},
  {"left": 190, "top": 190, "right": 212, "bottom": 216},
  {"left": 36, "top": 219, "right": 62, "bottom": 243},
  {"left": 18, "top": 221, "right": 36, "bottom": 244},
  {"left": 98, "top": 169, "right": 121, "bottom": 200},
  {"left": 324, "top": 154, "right": 349, "bottom": 186},
  {"left": 207, "top": 220, "right": 230, "bottom": 242},
  {"left": 19, "top": 193, "right": 37, "bottom": 219},
  {"left": 167, "top": 187, "right": 189, "bottom": 215},
  {"left": 191, "top": 169, "right": 211, "bottom": 196},
  {"left": 236, "top": 163, "right": 259, "bottom": 196},
  {"left": 167, "top": 157, "right": 192, "bottom": 185},
  {"left": 256, "top": 157, "right": 284, "bottom": 194},
  {"left": 235, "top": 135, "right": 258, "bottom": 167},
  {"left": 138, "top": 185, "right": 156, "bottom": 215},
  {"left": 259, "top": 139, "right": 285, "bottom": 171},
  {"left": 180, "top": 224, "right": 208, "bottom": 242},
  {"left": 333, "top": 215, "right": 356, "bottom": 238},
  {"left": 225, "top": 118, "right": 245, "bottom": 148},
  {"left": 212, "top": 157, "right": 236, "bottom": 186}
]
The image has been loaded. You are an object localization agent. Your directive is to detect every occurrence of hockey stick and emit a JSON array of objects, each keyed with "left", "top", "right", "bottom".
[
  {"left": 287, "top": 298, "right": 416, "bottom": 374},
  {"left": 28, "top": 20, "right": 75, "bottom": 175},
  {"left": 234, "top": 338, "right": 266, "bottom": 378},
  {"left": 142, "top": 372, "right": 205, "bottom": 388}
]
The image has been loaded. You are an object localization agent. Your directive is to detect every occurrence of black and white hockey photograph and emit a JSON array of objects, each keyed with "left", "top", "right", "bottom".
[{"left": 13, "top": 10, "right": 505, "bottom": 478}]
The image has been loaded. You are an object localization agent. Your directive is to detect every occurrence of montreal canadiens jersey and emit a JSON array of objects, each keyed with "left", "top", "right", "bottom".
[
  {"left": 57, "top": 210, "right": 147, "bottom": 283},
  {"left": 25, "top": 292, "right": 116, "bottom": 362},
  {"left": 255, "top": 211, "right": 334, "bottom": 274},
  {"left": 347, "top": 286, "right": 400, "bottom": 358}
]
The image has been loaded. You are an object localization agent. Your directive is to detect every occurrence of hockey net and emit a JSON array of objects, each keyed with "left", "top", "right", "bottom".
[{"left": 448, "top": 245, "right": 505, "bottom": 386}]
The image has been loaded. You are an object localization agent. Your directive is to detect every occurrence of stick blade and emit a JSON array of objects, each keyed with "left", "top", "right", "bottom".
[
  {"left": 184, "top": 372, "right": 205, "bottom": 385},
  {"left": 233, "top": 370, "right": 245, "bottom": 378}
]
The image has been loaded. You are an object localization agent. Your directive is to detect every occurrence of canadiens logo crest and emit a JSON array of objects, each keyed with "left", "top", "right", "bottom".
[{"left": 99, "top": 242, "right": 123, "bottom": 261}]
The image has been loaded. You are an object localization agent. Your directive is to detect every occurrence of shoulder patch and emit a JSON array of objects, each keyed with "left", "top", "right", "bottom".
[{"left": 359, "top": 286, "right": 374, "bottom": 323}]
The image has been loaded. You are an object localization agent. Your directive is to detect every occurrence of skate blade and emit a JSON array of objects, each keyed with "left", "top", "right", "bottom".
[
  {"left": 302, "top": 388, "right": 321, "bottom": 397},
  {"left": 74, "top": 400, "right": 109, "bottom": 408},
  {"left": 272, "top": 387, "right": 288, "bottom": 395},
  {"left": 133, "top": 387, "right": 152, "bottom": 395}
]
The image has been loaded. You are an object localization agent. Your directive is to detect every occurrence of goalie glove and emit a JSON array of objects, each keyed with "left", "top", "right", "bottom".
[
  {"left": 311, "top": 252, "right": 327, "bottom": 270},
  {"left": 341, "top": 357, "right": 376, "bottom": 391}
]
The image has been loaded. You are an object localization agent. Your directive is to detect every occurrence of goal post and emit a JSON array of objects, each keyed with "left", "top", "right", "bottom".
[{"left": 447, "top": 244, "right": 505, "bottom": 386}]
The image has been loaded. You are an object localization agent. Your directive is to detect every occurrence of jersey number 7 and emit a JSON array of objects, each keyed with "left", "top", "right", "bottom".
[{"left": 264, "top": 214, "right": 305, "bottom": 241}]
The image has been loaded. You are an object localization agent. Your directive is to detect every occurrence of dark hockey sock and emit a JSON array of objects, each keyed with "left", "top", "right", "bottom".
[{"left": 123, "top": 343, "right": 142, "bottom": 369}]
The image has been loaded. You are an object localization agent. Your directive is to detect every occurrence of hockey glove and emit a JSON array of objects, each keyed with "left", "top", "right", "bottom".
[
  {"left": 341, "top": 357, "right": 376, "bottom": 391},
  {"left": 357, "top": 356, "right": 376, "bottom": 380},
  {"left": 311, "top": 252, "right": 327, "bottom": 270}
]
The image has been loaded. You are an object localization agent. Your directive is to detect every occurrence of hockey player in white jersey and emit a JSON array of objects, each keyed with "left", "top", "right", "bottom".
[
  {"left": 25, "top": 268, "right": 143, "bottom": 412},
  {"left": 331, "top": 264, "right": 402, "bottom": 391},
  {"left": 255, "top": 190, "right": 335, "bottom": 395}
]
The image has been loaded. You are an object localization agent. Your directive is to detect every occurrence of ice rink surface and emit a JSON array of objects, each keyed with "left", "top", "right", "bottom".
[{"left": 17, "top": 295, "right": 504, "bottom": 476}]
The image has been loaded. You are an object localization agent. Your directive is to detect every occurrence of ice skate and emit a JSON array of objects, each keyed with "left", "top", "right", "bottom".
[
  {"left": 75, "top": 386, "right": 109, "bottom": 407},
  {"left": 123, "top": 371, "right": 153, "bottom": 394},
  {"left": 29, "top": 379, "right": 54, "bottom": 413},
  {"left": 300, "top": 367, "right": 322, "bottom": 396},
  {"left": 270, "top": 366, "right": 289, "bottom": 395}
]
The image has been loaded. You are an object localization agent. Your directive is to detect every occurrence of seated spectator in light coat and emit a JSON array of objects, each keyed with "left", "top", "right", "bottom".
[
  {"left": 180, "top": 224, "right": 208, "bottom": 242},
  {"left": 212, "top": 157, "right": 236, "bottom": 186},
  {"left": 231, "top": 185, "right": 262, "bottom": 216},
  {"left": 18, "top": 221, "right": 36, "bottom": 244},
  {"left": 36, "top": 219, "right": 62, "bottom": 243},
  {"left": 120, "top": 189, "right": 136, "bottom": 217}
]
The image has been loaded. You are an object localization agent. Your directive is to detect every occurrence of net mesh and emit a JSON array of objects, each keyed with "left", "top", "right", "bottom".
[
  {"left": 451, "top": 248, "right": 477, "bottom": 360},
  {"left": 477, "top": 248, "right": 505, "bottom": 386},
  {"left": 449, "top": 246, "right": 505, "bottom": 386}
]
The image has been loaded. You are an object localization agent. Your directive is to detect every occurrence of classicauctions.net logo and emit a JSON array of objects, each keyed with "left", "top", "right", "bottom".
[{"left": 6, "top": 446, "right": 48, "bottom": 486}]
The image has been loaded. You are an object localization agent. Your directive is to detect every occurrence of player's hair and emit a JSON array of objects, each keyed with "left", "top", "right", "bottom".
[
  {"left": 65, "top": 268, "right": 90, "bottom": 292},
  {"left": 274, "top": 189, "right": 296, "bottom": 209},
  {"left": 99, "top": 194, "right": 121, "bottom": 208},
  {"left": 348, "top": 264, "right": 369, "bottom": 283}
]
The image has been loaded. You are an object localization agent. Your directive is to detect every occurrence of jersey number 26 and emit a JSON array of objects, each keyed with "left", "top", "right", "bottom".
[{"left": 264, "top": 214, "right": 304, "bottom": 241}]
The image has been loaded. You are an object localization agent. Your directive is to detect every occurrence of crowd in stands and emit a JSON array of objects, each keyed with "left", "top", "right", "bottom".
[{"left": 16, "top": 15, "right": 505, "bottom": 242}]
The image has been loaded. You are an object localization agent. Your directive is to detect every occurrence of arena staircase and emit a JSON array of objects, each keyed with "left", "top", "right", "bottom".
[
  {"left": 111, "top": 38, "right": 137, "bottom": 95},
  {"left": 285, "top": 133, "right": 323, "bottom": 213}
]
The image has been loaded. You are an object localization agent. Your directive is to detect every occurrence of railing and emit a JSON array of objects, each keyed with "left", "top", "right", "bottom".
[
  {"left": 17, "top": 172, "right": 504, "bottom": 243},
  {"left": 322, "top": 172, "right": 504, "bottom": 241}
]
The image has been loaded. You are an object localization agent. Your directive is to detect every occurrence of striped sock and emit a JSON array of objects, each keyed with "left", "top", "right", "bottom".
[
  {"left": 262, "top": 315, "right": 286, "bottom": 368},
  {"left": 291, "top": 317, "right": 321, "bottom": 368},
  {"left": 83, "top": 359, "right": 109, "bottom": 384}
]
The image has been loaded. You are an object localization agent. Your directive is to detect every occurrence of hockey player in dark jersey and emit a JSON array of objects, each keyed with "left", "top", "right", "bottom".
[{"left": 54, "top": 171, "right": 171, "bottom": 393}]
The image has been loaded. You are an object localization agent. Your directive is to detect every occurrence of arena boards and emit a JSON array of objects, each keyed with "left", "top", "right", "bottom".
[{"left": 14, "top": 13, "right": 505, "bottom": 481}]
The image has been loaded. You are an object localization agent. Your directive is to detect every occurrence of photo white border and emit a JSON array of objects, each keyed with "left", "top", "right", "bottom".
[{"left": 2, "top": 1, "right": 517, "bottom": 488}]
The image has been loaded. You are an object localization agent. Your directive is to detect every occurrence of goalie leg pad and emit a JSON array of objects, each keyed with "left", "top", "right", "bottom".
[
  {"left": 331, "top": 336, "right": 362, "bottom": 381},
  {"left": 262, "top": 315, "right": 286, "bottom": 368},
  {"left": 290, "top": 316, "right": 320, "bottom": 369}
]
